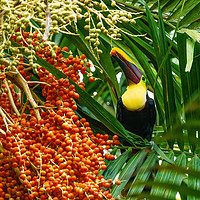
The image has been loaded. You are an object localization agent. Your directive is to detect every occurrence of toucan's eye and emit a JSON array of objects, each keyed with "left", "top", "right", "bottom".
[{"left": 142, "top": 76, "right": 145, "bottom": 81}]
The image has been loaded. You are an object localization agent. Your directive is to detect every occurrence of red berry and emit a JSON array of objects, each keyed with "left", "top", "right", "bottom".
[
  {"left": 110, "top": 49, "right": 117, "bottom": 55},
  {"left": 80, "top": 54, "right": 86, "bottom": 60},
  {"left": 89, "top": 77, "right": 95, "bottom": 83}
]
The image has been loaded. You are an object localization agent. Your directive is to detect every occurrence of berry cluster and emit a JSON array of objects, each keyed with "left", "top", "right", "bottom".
[
  {"left": 0, "top": 30, "right": 121, "bottom": 200},
  {"left": 0, "top": 0, "right": 136, "bottom": 58},
  {"left": 0, "top": 154, "right": 29, "bottom": 200},
  {"left": 10, "top": 30, "right": 94, "bottom": 85}
]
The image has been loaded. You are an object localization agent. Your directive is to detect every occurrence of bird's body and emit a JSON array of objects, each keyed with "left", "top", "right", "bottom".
[
  {"left": 117, "top": 95, "right": 156, "bottom": 141},
  {"left": 111, "top": 47, "right": 156, "bottom": 142}
]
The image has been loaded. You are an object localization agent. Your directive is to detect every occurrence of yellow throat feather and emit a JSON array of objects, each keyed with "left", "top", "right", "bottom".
[{"left": 122, "top": 79, "right": 147, "bottom": 111}]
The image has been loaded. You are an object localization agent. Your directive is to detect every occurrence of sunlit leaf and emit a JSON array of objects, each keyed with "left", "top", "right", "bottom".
[
  {"left": 178, "top": 29, "right": 200, "bottom": 42},
  {"left": 186, "top": 38, "right": 195, "bottom": 72}
]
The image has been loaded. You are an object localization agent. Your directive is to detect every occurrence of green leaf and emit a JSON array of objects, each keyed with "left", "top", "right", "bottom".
[
  {"left": 164, "top": 153, "right": 187, "bottom": 199},
  {"left": 145, "top": 1, "right": 178, "bottom": 149},
  {"left": 177, "top": 32, "right": 198, "bottom": 152},
  {"left": 169, "top": 0, "right": 200, "bottom": 21},
  {"left": 150, "top": 152, "right": 186, "bottom": 199},
  {"left": 111, "top": 150, "right": 148, "bottom": 198},
  {"left": 127, "top": 152, "right": 158, "bottom": 199},
  {"left": 141, "top": 181, "right": 200, "bottom": 199},
  {"left": 150, "top": 151, "right": 174, "bottom": 197},
  {"left": 103, "top": 148, "right": 132, "bottom": 180},
  {"left": 145, "top": 3, "right": 160, "bottom": 68},
  {"left": 51, "top": 32, "right": 63, "bottom": 46},
  {"left": 177, "top": 33, "right": 191, "bottom": 105},
  {"left": 188, "top": 155, "right": 200, "bottom": 200},
  {"left": 153, "top": 144, "right": 174, "bottom": 164},
  {"left": 178, "top": 29, "right": 200, "bottom": 42},
  {"left": 186, "top": 38, "right": 195, "bottom": 72},
  {"left": 180, "top": 3, "right": 200, "bottom": 27},
  {"left": 161, "top": 0, "right": 181, "bottom": 14}
]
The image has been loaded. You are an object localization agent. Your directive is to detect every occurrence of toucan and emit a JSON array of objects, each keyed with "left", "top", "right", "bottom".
[{"left": 111, "top": 47, "right": 156, "bottom": 142}]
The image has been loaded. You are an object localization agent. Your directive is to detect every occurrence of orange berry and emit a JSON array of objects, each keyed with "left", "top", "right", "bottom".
[
  {"left": 107, "top": 193, "right": 112, "bottom": 199},
  {"left": 110, "top": 49, "right": 117, "bottom": 55},
  {"left": 62, "top": 46, "right": 68, "bottom": 51},
  {"left": 113, "top": 135, "right": 118, "bottom": 140},
  {"left": 115, "top": 178, "right": 121, "bottom": 185},
  {"left": 89, "top": 77, "right": 95, "bottom": 83},
  {"left": 80, "top": 54, "right": 86, "bottom": 60},
  {"left": 68, "top": 55, "right": 73, "bottom": 60},
  {"left": 101, "top": 165, "right": 107, "bottom": 170}
]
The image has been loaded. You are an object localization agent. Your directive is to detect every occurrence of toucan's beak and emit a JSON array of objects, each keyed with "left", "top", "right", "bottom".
[{"left": 112, "top": 54, "right": 142, "bottom": 84}]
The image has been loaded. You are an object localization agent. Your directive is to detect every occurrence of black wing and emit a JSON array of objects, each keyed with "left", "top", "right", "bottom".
[
  {"left": 147, "top": 95, "right": 156, "bottom": 133},
  {"left": 116, "top": 95, "right": 156, "bottom": 141},
  {"left": 116, "top": 97, "right": 124, "bottom": 123}
]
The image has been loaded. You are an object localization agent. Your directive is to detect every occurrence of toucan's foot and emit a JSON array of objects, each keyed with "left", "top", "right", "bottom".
[{"left": 149, "top": 141, "right": 154, "bottom": 150}]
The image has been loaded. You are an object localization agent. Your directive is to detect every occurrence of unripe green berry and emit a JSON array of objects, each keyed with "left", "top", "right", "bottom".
[
  {"left": 101, "top": 3, "right": 107, "bottom": 11},
  {"left": 97, "top": 49, "right": 103, "bottom": 54},
  {"left": 111, "top": 1, "right": 116, "bottom": 7},
  {"left": 84, "top": 25, "right": 90, "bottom": 30},
  {"left": 97, "top": 22, "right": 102, "bottom": 28},
  {"left": 90, "top": 38, "right": 96, "bottom": 43},
  {"left": 89, "top": 33, "right": 95, "bottom": 38},
  {"left": 90, "top": 29, "right": 96, "bottom": 33},
  {"left": 128, "top": 13, "right": 132, "bottom": 19},
  {"left": 52, "top": 53, "right": 56, "bottom": 59},
  {"left": 28, "top": 45, "right": 34, "bottom": 50},
  {"left": 130, "top": 19, "right": 136, "bottom": 24},
  {"left": 94, "top": 41, "right": 100, "bottom": 46},
  {"left": 77, "top": 14, "right": 82, "bottom": 20},
  {"left": 123, "top": 18, "right": 129, "bottom": 23},
  {"left": 116, "top": 33, "right": 121, "bottom": 37},
  {"left": 85, "top": 36, "right": 90, "bottom": 40},
  {"left": 16, "top": 36, "right": 22, "bottom": 42},
  {"left": 35, "top": 46, "right": 39, "bottom": 52},
  {"left": 85, "top": 18, "right": 90, "bottom": 23}
]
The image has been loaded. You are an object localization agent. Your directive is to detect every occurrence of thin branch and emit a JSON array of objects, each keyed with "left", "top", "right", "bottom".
[
  {"left": 0, "top": 107, "right": 13, "bottom": 131},
  {"left": 30, "top": 89, "right": 48, "bottom": 112},
  {"left": 3, "top": 78, "right": 20, "bottom": 117},
  {"left": 1, "top": 106, "right": 15, "bottom": 124},
  {"left": 43, "top": 0, "right": 52, "bottom": 40},
  {"left": 6, "top": 66, "right": 41, "bottom": 121},
  {"left": 20, "top": 100, "right": 29, "bottom": 114},
  {"left": 27, "top": 81, "right": 51, "bottom": 86},
  {"left": 0, "top": 128, "right": 6, "bottom": 135}
]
